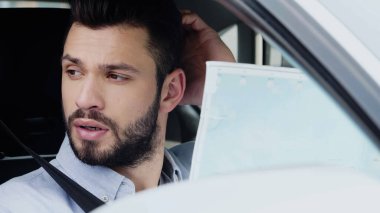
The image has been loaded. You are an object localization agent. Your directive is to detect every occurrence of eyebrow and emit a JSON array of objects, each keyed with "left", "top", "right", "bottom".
[
  {"left": 99, "top": 63, "right": 140, "bottom": 74},
  {"left": 61, "top": 54, "right": 84, "bottom": 67},
  {"left": 62, "top": 54, "right": 140, "bottom": 74}
]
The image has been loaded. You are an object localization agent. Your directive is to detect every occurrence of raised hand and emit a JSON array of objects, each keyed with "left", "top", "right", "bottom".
[{"left": 180, "top": 11, "right": 236, "bottom": 106}]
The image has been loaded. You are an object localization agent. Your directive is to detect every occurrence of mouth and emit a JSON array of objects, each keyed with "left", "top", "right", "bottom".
[
  {"left": 79, "top": 126, "right": 104, "bottom": 131},
  {"left": 73, "top": 119, "right": 109, "bottom": 141}
]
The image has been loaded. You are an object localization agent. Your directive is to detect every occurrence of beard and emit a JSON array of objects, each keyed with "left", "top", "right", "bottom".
[{"left": 65, "top": 95, "right": 160, "bottom": 168}]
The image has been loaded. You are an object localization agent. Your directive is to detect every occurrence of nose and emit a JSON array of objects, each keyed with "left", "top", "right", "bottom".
[{"left": 75, "top": 77, "right": 105, "bottom": 111}]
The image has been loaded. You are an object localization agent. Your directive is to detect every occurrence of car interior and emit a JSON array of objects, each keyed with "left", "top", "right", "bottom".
[
  {"left": 2, "top": 1, "right": 380, "bottom": 212},
  {"left": 0, "top": 0, "right": 289, "bottom": 184},
  {"left": 0, "top": 0, "right": 243, "bottom": 184}
]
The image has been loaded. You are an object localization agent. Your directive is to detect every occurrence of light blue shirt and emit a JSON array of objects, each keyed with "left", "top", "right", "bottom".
[{"left": 0, "top": 136, "right": 192, "bottom": 213}]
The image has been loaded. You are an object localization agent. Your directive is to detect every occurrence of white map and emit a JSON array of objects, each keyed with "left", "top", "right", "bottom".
[{"left": 190, "top": 62, "right": 380, "bottom": 180}]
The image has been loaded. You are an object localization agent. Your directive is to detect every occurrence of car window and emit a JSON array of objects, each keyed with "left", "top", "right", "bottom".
[
  {"left": 220, "top": 22, "right": 292, "bottom": 67},
  {"left": 190, "top": 4, "right": 380, "bottom": 180}
]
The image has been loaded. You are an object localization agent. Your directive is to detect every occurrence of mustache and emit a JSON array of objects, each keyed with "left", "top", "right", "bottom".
[{"left": 68, "top": 109, "right": 120, "bottom": 139}]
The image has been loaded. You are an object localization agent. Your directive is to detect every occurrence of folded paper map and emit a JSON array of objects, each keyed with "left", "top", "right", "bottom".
[{"left": 190, "top": 61, "right": 379, "bottom": 180}]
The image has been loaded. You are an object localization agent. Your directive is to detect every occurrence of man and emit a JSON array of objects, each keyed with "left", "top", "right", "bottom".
[{"left": 0, "top": 0, "right": 235, "bottom": 212}]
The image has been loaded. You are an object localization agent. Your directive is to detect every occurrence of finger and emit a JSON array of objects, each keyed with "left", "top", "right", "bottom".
[{"left": 182, "top": 13, "right": 211, "bottom": 31}]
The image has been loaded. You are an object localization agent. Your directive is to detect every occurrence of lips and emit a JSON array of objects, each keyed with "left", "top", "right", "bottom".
[{"left": 73, "top": 119, "right": 109, "bottom": 141}]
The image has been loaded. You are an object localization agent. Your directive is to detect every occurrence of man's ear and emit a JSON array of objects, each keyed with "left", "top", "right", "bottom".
[{"left": 159, "top": 68, "right": 186, "bottom": 113}]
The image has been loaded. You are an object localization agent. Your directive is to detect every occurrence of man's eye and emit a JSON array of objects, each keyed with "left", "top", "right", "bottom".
[
  {"left": 107, "top": 73, "right": 128, "bottom": 81},
  {"left": 66, "top": 69, "right": 82, "bottom": 78}
]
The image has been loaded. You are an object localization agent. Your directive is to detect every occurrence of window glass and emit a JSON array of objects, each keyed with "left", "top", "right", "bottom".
[
  {"left": 219, "top": 24, "right": 291, "bottom": 67},
  {"left": 264, "top": 41, "right": 292, "bottom": 67},
  {"left": 193, "top": 18, "right": 380, "bottom": 181},
  {"left": 190, "top": 0, "right": 375, "bottom": 179}
]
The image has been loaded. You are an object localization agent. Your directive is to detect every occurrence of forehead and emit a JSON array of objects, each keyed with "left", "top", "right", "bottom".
[{"left": 63, "top": 23, "right": 156, "bottom": 72}]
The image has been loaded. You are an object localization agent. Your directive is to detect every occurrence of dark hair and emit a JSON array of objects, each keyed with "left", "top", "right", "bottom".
[{"left": 68, "top": 0, "right": 183, "bottom": 90}]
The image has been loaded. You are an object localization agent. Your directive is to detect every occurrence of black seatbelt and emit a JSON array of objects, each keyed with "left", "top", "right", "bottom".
[{"left": 0, "top": 120, "right": 104, "bottom": 212}]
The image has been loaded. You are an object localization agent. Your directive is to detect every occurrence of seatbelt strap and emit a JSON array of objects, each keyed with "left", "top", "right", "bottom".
[{"left": 0, "top": 120, "right": 104, "bottom": 212}]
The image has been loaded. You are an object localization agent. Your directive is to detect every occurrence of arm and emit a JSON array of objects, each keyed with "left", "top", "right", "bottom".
[{"left": 180, "top": 11, "right": 236, "bottom": 106}]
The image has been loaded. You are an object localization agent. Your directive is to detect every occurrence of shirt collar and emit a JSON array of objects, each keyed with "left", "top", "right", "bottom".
[
  {"left": 56, "top": 136, "right": 133, "bottom": 201},
  {"left": 160, "top": 149, "right": 182, "bottom": 184},
  {"left": 56, "top": 135, "right": 182, "bottom": 201}
]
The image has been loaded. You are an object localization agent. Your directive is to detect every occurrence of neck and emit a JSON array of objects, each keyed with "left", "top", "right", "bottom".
[
  {"left": 114, "top": 113, "right": 169, "bottom": 192},
  {"left": 112, "top": 141, "right": 165, "bottom": 192}
]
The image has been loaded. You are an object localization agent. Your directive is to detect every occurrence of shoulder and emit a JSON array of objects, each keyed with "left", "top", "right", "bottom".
[
  {"left": 169, "top": 141, "right": 195, "bottom": 166},
  {"left": 0, "top": 163, "right": 62, "bottom": 192},
  {"left": 167, "top": 141, "right": 195, "bottom": 179},
  {"left": 0, "top": 164, "right": 71, "bottom": 212},
  {"left": 1, "top": 167, "right": 47, "bottom": 192}
]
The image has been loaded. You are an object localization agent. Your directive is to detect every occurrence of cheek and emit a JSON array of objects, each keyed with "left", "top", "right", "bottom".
[
  {"left": 61, "top": 80, "right": 78, "bottom": 119},
  {"left": 105, "top": 84, "right": 157, "bottom": 125}
]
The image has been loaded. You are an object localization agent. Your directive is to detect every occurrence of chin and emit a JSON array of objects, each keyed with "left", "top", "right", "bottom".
[{"left": 71, "top": 139, "right": 110, "bottom": 165}]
